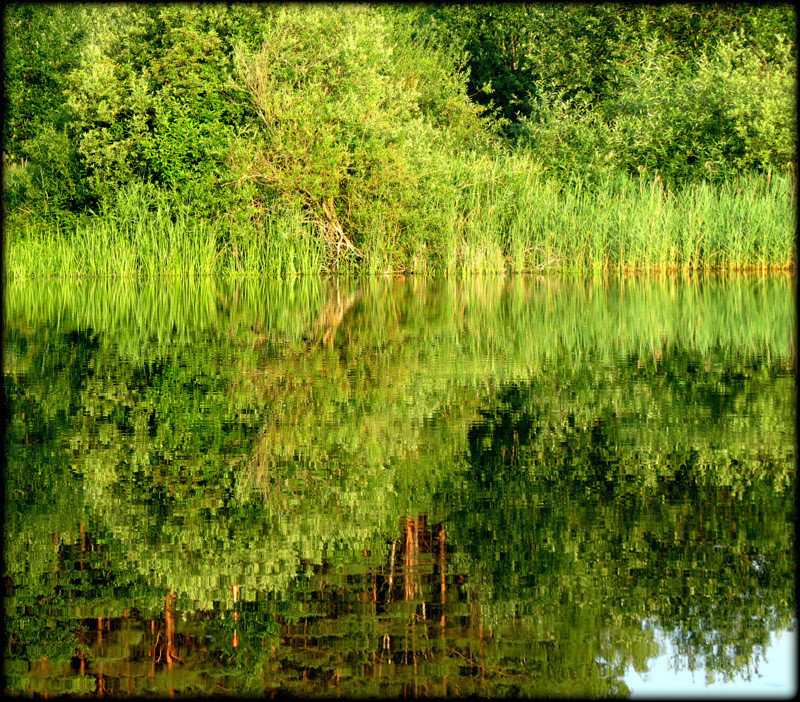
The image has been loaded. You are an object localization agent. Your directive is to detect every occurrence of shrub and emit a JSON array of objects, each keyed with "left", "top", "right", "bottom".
[
  {"left": 518, "top": 31, "right": 796, "bottom": 185},
  {"left": 3, "top": 123, "right": 92, "bottom": 215},
  {"left": 2, "top": 4, "right": 89, "bottom": 157},
  {"left": 230, "top": 4, "right": 491, "bottom": 269},
  {"left": 604, "top": 33, "right": 796, "bottom": 182},
  {"left": 60, "top": 5, "right": 274, "bottom": 217}
]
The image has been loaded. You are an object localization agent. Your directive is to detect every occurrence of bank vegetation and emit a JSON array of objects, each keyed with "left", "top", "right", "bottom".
[{"left": 3, "top": 3, "right": 796, "bottom": 276}]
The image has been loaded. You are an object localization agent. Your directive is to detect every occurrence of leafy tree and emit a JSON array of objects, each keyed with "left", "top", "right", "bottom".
[
  {"left": 412, "top": 3, "right": 796, "bottom": 181},
  {"left": 2, "top": 4, "right": 89, "bottom": 156},
  {"left": 65, "top": 4, "right": 268, "bottom": 215},
  {"left": 229, "top": 4, "right": 492, "bottom": 267},
  {"left": 2, "top": 4, "right": 94, "bottom": 213}
]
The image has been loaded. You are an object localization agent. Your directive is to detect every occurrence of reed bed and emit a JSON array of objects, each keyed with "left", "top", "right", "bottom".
[
  {"left": 438, "top": 155, "right": 795, "bottom": 274},
  {"left": 4, "top": 164, "right": 794, "bottom": 278}
]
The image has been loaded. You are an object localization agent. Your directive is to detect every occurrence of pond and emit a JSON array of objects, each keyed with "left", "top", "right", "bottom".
[{"left": 3, "top": 275, "right": 795, "bottom": 697}]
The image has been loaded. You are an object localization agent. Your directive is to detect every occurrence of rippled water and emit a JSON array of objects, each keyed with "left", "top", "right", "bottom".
[{"left": 3, "top": 275, "right": 795, "bottom": 697}]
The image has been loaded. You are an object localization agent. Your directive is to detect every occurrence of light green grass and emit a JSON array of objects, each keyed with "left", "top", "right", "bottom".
[
  {"left": 436, "top": 155, "right": 795, "bottom": 274},
  {"left": 4, "top": 164, "right": 795, "bottom": 278},
  {"left": 4, "top": 183, "right": 324, "bottom": 279}
]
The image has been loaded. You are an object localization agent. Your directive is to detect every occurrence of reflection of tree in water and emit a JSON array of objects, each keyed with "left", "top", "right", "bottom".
[
  {"left": 444, "top": 375, "right": 794, "bottom": 686},
  {"left": 5, "top": 513, "right": 646, "bottom": 696},
  {"left": 268, "top": 513, "right": 646, "bottom": 697},
  {"left": 4, "top": 276, "right": 795, "bottom": 696},
  {"left": 273, "top": 516, "right": 462, "bottom": 696},
  {"left": 4, "top": 479, "right": 792, "bottom": 696}
]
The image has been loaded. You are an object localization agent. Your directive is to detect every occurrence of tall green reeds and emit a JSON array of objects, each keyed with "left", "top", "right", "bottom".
[
  {"left": 4, "top": 183, "right": 323, "bottom": 279},
  {"left": 436, "top": 154, "right": 794, "bottom": 274},
  {"left": 4, "top": 163, "right": 794, "bottom": 278}
]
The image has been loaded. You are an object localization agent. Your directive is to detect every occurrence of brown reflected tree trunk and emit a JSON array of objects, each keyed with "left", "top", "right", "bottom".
[
  {"left": 97, "top": 662, "right": 106, "bottom": 696},
  {"left": 439, "top": 525, "right": 447, "bottom": 695},
  {"left": 371, "top": 560, "right": 378, "bottom": 616},
  {"left": 439, "top": 526, "right": 446, "bottom": 629},
  {"left": 404, "top": 518, "right": 415, "bottom": 601},
  {"left": 314, "top": 283, "right": 358, "bottom": 348},
  {"left": 165, "top": 592, "right": 179, "bottom": 670},
  {"left": 387, "top": 540, "right": 397, "bottom": 603},
  {"left": 125, "top": 648, "right": 132, "bottom": 694},
  {"left": 412, "top": 613, "right": 418, "bottom": 696},
  {"left": 478, "top": 592, "right": 485, "bottom": 683}
]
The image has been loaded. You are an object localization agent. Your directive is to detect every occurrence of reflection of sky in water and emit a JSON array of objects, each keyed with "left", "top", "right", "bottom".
[{"left": 625, "top": 626, "right": 796, "bottom": 698}]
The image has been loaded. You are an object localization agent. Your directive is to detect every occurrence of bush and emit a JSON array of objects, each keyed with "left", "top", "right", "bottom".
[
  {"left": 25, "top": 3, "right": 492, "bottom": 270},
  {"left": 64, "top": 4, "right": 267, "bottom": 216},
  {"left": 2, "top": 4, "right": 89, "bottom": 157},
  {"left": 3, "top": 1, "right": 794, "bottom": 267},
  {"left": 519, "top": 31, "right": 796, "bottom": 185},
  {"left": 604, "top": 33, "right": 796, "bottom": 182},
  {"left": 3, "top": 124, "right": 92, "bottom": 215},
  {"left": 230, "top": 4, "right": 491, "bottom": 268}
]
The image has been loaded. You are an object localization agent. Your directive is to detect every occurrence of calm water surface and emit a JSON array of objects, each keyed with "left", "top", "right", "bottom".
[{"left": 3, "top": 275, "right": 795, "bottom": 697}]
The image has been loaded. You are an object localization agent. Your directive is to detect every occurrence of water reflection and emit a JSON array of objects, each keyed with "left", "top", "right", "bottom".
[
  {"left": 3, "top": 275, "right": 795, "bottom": 696},
  {"left": 625, "top": 627, "right": 797, "bottom": 698}
]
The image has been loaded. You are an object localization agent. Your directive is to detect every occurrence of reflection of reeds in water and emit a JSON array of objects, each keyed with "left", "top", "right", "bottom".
[{"left": 5, "top": 274, "right": 793, "bottom": 369}]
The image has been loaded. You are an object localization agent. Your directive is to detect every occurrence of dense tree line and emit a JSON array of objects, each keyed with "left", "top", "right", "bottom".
[
  {"left": 3, "top": 3, "right": 795, "bottom": 225},
  {"left": 413, "top": 4, "right": 796, "bottom": 180}
]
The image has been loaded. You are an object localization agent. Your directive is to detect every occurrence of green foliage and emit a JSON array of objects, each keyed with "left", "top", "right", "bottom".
[
  {"left": 2, "top": 4, "right": 89, "bottom": 155},
  {"left": 230, "top": 4, "right": 490, "bottom": 269},
  {"left": 614, "top": 3, "right": 797, "bottom": 62},
  {"left": 413, "top": 4, "right": 631, "bottom": 124},
  {"left": 2, "top": 5, "right": 94, "bottom": 214},
  {"left": 3, "top": 123, "right": 93, "bottom": 215},
  {"left": 64, "top": 4, "right": 267, "bottom": 215},
  {"left": 4, "top": 3, "right": 493, "bottom": 270},
  {"left": 1, "top": 3, "right": 795, "bottom": 270},
  {"left": 523, "top": 32, "right": 796, "bottom": 183},
  {"left": 417, "top": 3, "right": 796, "bottom": 182}
]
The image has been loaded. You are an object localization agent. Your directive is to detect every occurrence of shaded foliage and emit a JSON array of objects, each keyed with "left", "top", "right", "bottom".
[{"left": 409, "top": 3, "right": 796, "bottom": 182}]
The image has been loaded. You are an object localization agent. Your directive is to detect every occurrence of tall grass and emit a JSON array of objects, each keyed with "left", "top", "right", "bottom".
[
  {"left": 4, "top": 183, "right": 323, "bottom": 279},
  {"left": 4, "top": 162, "right": 794, "bottom": 278},
  {"left": 436, "top": 154, "right": 795, "bottom": 274}
]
